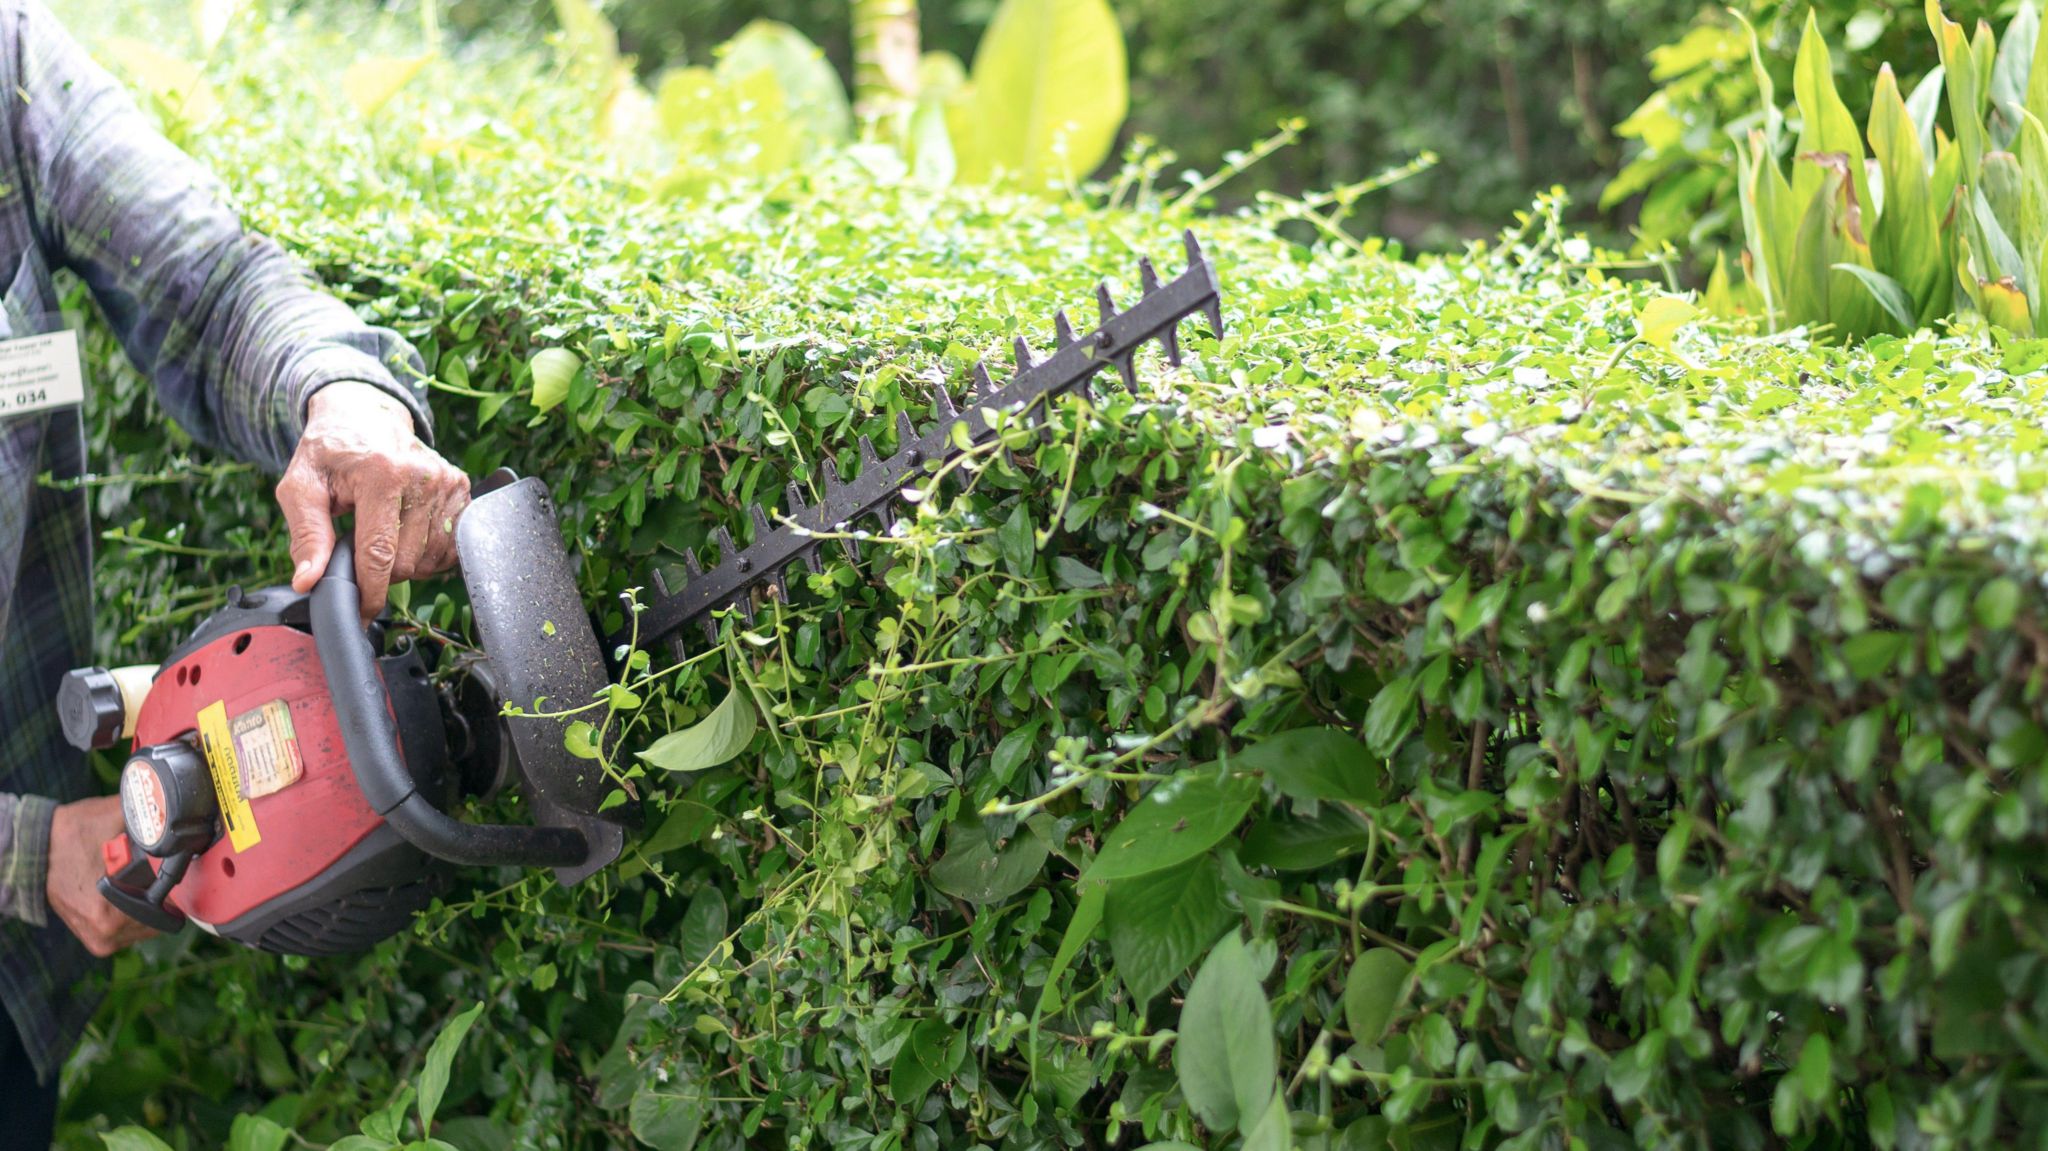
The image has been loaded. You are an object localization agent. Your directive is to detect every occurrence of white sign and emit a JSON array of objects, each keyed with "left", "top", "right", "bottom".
[{"left": 0, "top": 329, "right": 82, "bottom": 418}]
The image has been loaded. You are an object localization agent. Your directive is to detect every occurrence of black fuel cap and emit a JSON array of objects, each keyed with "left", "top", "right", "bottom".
[{"left": 58, "top": 667, "right": 126, "bottom": 751}]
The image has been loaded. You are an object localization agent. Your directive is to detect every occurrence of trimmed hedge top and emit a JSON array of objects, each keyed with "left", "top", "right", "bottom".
[{"left": 61, "top": 2, "right": 2048, "bottom": 1150}]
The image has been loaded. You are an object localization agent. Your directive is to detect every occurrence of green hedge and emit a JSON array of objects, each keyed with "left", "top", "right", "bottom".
[{"left": 53, "top": 3, "right": 2048, "bottom": 1149}]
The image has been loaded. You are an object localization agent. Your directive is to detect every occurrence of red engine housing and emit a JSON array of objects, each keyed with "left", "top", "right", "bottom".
[
  {"left": 128, "top": 624, "right": 384, "bottom": 929},
  {"left": 101, "top": 586, "right": 455, "bottom": 954}
]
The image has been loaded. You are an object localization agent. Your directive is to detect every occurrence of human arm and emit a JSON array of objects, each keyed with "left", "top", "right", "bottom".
[
  {"left": 11, "top": 0, "right": 464, "bottom": 615},
  {"left": 1, "top": 793, "right": 148, "bottom": 955}
]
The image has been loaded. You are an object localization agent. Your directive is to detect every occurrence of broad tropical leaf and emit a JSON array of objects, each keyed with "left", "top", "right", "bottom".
[{"left": 954, "top": 0, "right": 1128, "bottom": 187}]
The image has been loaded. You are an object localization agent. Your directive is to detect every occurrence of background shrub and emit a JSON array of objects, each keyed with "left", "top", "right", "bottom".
[{"left": 50, "top": 2, "right": 2048, "bottom": 1149}]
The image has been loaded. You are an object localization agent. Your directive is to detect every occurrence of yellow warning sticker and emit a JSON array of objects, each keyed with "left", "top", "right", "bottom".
[{"left": 197, "top": 700, "right": 261, "bottom": 852}]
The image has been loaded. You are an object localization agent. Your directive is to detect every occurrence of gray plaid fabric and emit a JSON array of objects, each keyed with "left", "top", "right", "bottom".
[{"left": 0, "top": 0, "right": 429, "bottom": 1082}]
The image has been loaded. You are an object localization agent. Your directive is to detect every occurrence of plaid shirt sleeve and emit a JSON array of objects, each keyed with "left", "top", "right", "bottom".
[
  {"left": 0, "top": 793, "right": 55, "bottom": 927},
  {"left": 11, "top": 0, "right": 432, "bottom": 469}
]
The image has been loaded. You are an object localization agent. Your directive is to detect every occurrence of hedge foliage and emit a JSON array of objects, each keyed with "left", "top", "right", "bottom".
[{"left": 52, "top": 2, "right": 2048, "bottom": 1150}]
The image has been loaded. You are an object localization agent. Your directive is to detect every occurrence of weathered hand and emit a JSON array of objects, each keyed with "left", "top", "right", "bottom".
[
  {"left": 278, "top": 382, "right": 470, "bottom": 621},
  {"left": 46, "top": 796, "right": 155, "bottom": 957}
]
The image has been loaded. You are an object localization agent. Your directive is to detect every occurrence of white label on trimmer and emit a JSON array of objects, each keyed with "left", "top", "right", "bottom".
[{"left": 0, "top": 330, "right": 82, "bottom": 417}]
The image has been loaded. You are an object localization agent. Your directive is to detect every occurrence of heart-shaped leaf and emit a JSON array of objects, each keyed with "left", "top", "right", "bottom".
[
  {"left": 1106, "top": 853, "right": 1235, "bottom": 1005},
  {"left": 1081, "top": 768, "right": 1259, "bottom": 882},
  {"left": 638, "top": 686, "right": 757, "bottom": 773}
]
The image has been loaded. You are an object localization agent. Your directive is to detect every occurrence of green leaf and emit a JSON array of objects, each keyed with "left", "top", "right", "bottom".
[
  {"left": 888, "top": 1023, "right": 942, "bottom": 1103},
  {"left": 1035, "top": 879, "right": 1105, "bottom": 1018},
  {"left": 1975, "top": 577, "right": 2022, "bottom": 628},
  {"left": 954, "top": 0, "right": 1128, "bottom": 187},
  {"left": 930, "top": 819, "right": 1050, "bottom": 904},
  {"left": 101, "top": 1131, "right": 177, "bottom": 1151},
  {"left": 628, "top": 1082, "right": 705, "bottom": 1151},
  {"left": 343, "top": 53, "right": 434, "bottom": 119},
  {"left": 714, "top": 21, "right": 850, "bottom": 155},
  {"left": 1792, "top": 10, "right": 1870, "bottom": 215},
  {"left": 638, "top": 685, "right": 757, "bottom": 772},
  {"left": 1105, "top": 853, "right": 1235, "bottom": 1005},
  {"left": 418, "top": 1002, "right": 486, "bottom": 1132},
  {"left": 1053, "top": 555, "right": 1106, "bottom": 589},
  {"left": 528, "top": 347, "right": 580, "bottom": 414},
  {"left": 1231, "top": 727, "right": 1382, "bottom": 804},
  {"left": 1831, "top": 264, "right": 1917, "bottom": 332},
  {"left": 1240, "top": 806, "right": 1371, "bottom": 871},
  {"left": 990, "top": 719, "right": 1044, "bottom": 786},
  {"left": 1635, "top": 295, "right": 1698, "bottom": 349},
  {"left": 229, "top": 1115, "right": 291, "bottom": 1151},
  {"left": 1362, "top": 674, "right": 1418, "bottom": 755},
  {"left": 1870, "top": 65, "right": 1948, "bottom": 323},
  {"left": 1343, "top": 947, "right": 1410, "bottom": 1045},
  {"left": 1173, "top": 932, "right": 1276, "bottom": 1134},
  {"left": 998, "top": 504, "right": 1036, "bottom": 575},
  {"left": 1842, "top": 630, "right": 1908, "bottom": 679},
  {"left": 1240, "top": 1091, "right": 1291, "bottom": 1151},
  {"left": 1081, "top": 768, "right": 1260, "bottom": 882},
  {"left": 1793, "top": 1032, "right": 1833, "bottom": 1103},
  {"left": 679, "top": 885, "right": 728, "bottom": 963}
]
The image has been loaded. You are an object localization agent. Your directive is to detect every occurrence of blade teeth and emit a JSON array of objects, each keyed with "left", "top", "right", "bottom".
[
  {"left": 1116, "top": 354, "right": 1137, "bottom": 390},
  {"left": 651, "top": 568, "right": 673, "bottom": 597},
  {"left": 1205, "top": 297, "right": 1225, "bottom": 339},
  {"left": 840, "top": 535, "right": 861, "bottom": 565},
  {"left": 749, "top": 503, "right": 773, "bottom": 542},
  {"left": 735, "top": 595, "right": 757, "bottom": 626},
  {"left": 971, "top": 362, "right": 996, "bottom": 400},
  {"left": 859, "top": 434, "right": 881, "bottom": 470},
  {"left": 801, "top": 544, "right": 824, "bottom": 575},
  {"left": 1013, "top": 336, "right": 1035, "bottom": 372},
  {"left": 771, "top": 568, "right": 790, "bottom": 603},
  {"left": 699, "top": 616, "right": 718, "bottom": 644},
  {"left": 1140, "top": 257, "right": 1161, "bottom": 295},
  {"left": 685, "top": 548, "right": 706, "bottom": 577},
  {"left": 1183, "top": 228, "right": 1204, "bottom": 267},
  {"left": 822, "top": 456, "right": 843, "bottom": 491},
  {"left": 714, "top": 525, "right": 750, "bottom": 574},
  {"left": 786, "top": 482, "right": 807, "bottom": 513},
  {"left": 896, "top": 411, "right": 919, "bottom": 451},
  {"left": 1096, "top": 282, "right": 1116, "bottom": 326},
  {"left": 935, "top": 386, "right": 957, "bottom": 419},
  {"left": 1054, "top": 310, "right": 1077, "bottom": 347},
  {"left": 1163, "top": 321, "right": 1184, "bottom": 368}
]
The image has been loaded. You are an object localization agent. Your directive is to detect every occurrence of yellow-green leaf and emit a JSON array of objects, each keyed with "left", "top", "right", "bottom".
[
  {"left": 1869, "top": 65, "right": 1945, "bottom": 319},
  {"left": 1793, "top": 12, "right": 1870, "bottom": 217},
  {"left": 102, "top": 38, "right": 219, "bottom": 127},
  {"left": 1984, "top": 273, "right": 2033, "bottom": 331},
  {"left": 638, "top": 685, "right": 758, "bottom": 773},
  {"left": 715, "top": 21, "right": 850, "bottom": 155},
  {"left": 1929, "top": 0, "right": 1989, "bottom": 180},
  {"left": 955, "top": 0, "right": 1128, "bottom": 188},
  {"left": 529, "top": 347, "right": 581, "bottom": 413},
  {"left": 553, "top": 0, "right": 620, "bottom": 73},
  {"left": 1832, "top": 263, "right": 1918, "bottom": 332},
  {"left": 1635, "top": 295, "right": 1699, "bottom": 349},
  {"left": 191, "top": 0, "right": 243, "bottom": 55},
  {"left": 343, "top": 53, "right": 433, "bottom": 119}
]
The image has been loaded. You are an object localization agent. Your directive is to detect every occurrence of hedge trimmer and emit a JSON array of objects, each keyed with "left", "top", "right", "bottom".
[
  {"left": 55, "top": 233, "right": 1223, "bottom": 954},
  {"left": 613, "top": 229, "right": 1224, "bottom": 655}
]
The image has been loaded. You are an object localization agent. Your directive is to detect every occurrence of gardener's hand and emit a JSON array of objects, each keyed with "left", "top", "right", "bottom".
[
  {"left": 279, "top": 382, "right": 470, "bottom": 621},
  {"left": 46, "top": 796, "right": 155, "bottom": 957}
]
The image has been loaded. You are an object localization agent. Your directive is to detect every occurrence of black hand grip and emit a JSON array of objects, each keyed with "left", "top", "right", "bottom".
[
  {"left": 98, "top": 845, "right": 190, "bottom": 934},
  {"left": 312, "top": 537, "right": 590, "bottom": 869}
]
